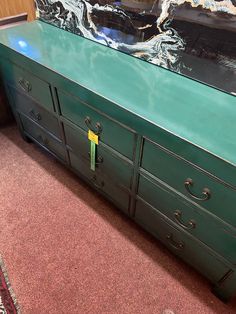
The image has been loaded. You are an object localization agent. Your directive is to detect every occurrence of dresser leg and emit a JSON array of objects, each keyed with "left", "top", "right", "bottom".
[
  {"left": 212, "top": 270, "right": 236, "bottom": 303},
  {"left": 212, "top": 286, "right": 231, "bottom": 303}
]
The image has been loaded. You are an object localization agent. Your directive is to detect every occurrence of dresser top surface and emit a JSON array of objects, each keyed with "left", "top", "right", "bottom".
[{"left": 0, "top": 21, "right": 236, "bottom": 166}]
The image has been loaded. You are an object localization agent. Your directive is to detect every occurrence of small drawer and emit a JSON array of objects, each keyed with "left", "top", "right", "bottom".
[
  {"left": 141, "top": 139, "right": 236, "bottom": 227},
  {"left": 135, "top": 199, "right": 230, "bottom": 284},
  {"left": 64, "top": 123, "right": 133, "bottom": 189},
  {"left": 69, "top": 152, "right": 130, "bottom": 213},
  {"left": 58, "top": 89, "right": 136, "bottom": 160},
  {"left": 9, "top": 87, "right": 61, "bottom": 139},
  {"left": 2, "top": 60, "right": 54, "bottom": 112},
  {"left": 20, "top": 115, "right": 66, "bottom": 161},
  {"left": 138, "top": 174, "right": 236, "bottom": 264}
]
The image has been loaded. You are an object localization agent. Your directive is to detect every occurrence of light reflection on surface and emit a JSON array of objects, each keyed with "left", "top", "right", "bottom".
[{"left": 9, "top": 36, "right": 41, "bottom": 60}]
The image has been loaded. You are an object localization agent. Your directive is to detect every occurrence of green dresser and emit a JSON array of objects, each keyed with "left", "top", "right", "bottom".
[{"left": 0, "top": 21, "right": 236, "bottom": 302}]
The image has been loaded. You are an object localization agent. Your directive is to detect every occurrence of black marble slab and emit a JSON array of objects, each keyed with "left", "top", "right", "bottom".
[{"left": 35, "top": 0, "right": 236, "bottom": 95}]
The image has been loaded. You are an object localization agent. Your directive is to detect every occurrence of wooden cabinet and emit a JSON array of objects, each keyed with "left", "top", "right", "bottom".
[
  {"left": 0, "top": 0, "right": 35, "bottom": 21},
  {"left": 0, "top": 21, "right": 236, "bottom": 302}
]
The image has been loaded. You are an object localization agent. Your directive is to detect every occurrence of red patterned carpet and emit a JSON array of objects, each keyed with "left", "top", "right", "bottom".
[
  {"left": 0, "top": 124, "right": 236, "bottom": 314},
  {"left": 0, "top": 257, "right": 19, "bottom": 314}
]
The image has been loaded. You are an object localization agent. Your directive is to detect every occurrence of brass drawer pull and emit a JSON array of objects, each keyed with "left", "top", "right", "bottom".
[
  {"left": 18, "top": 78, "right": 32, "bottom": 93},
  {"left": 174, "top": 210, "right": 196, "bottom": 230},
  {"left": 29, "top": 109, "right": 41, "bottom": 122},
  {"left": 184, "top": 178, "right": 211, "bottom": 201},
  {"left": 85, "top": 116, "right": 102, "bottom": 135},
  {"left": 166, "top": 233, "right": 184, "bottom": 250},
  {"left": 92, "top": 175, "right": 104, "bottom": 189}
]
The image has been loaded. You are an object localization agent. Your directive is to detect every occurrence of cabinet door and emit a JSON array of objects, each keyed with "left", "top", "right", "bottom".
[
  {"left": 64, "top": 123, "right": 133, "bottom": 189},
  {"left": 69, "top": 152, "right": 130, "bottom": 213}
]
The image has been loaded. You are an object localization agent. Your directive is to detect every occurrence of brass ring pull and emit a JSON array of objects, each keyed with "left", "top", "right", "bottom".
[
  {"left": 166, "top": 233, "right": 184, "bottom": 250},
  {"left": 29, "top": 109, "right": 41, "bottom": 122},
  {"left": 174, "top": 210, "right": 196, "bottom": 230},
  {"left": 92, "top": 175, "right": 104, "bottom": 189},
  {"left": 184, "top": 178, "right": 211, "bottom": 201},
  {"left": 18, "top": 78, "right": 32, "bottom": 93},
  {"left": 85, "top": 116, "right": 102, "bottom": 135}
]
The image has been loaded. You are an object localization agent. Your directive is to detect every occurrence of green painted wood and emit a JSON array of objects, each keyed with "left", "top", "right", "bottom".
[
  {"left": 141, "top": 138, "right": 236, "bottom": 228},
  {"left": 135, "top": 199, "right": 231, "bottom": 283},
  {"left": 69, "top": 151, "right": 130, "bottom": 213},
  {"left": 8, "top": 85, "right": 61, "bottom": 139},
  {"left": 213, "top": 271, "right": 236, "bottom": 302},
  {"left": 1, "top": 21, "right": 236, "bottom": 300},
  {"left": 58, "top": 89, "right": 136, "bottom": 160},
  {"left": 20, "top": 114, "right": 66, "bottom": 161},
  {"left": 1, "top": 58, "right": 54, "bottom": 112},
  {"left": 64, "top": 123, "right": 133, "bottom": 189},
  {"left": 0, "top": 21, "right": 236, "bottom": 173},
  {"left": 138, "top": 173, "right": 236, "bottom": 264},
  {"left": 1, "top": 25, "right": 236, "bottom": 188}
]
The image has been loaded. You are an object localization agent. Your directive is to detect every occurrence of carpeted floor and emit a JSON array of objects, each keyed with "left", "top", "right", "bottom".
[{"left": 0, "top": 124, "right": 236, "bottom": 314}]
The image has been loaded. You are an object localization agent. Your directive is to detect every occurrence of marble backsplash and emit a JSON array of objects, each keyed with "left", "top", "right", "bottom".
[{"left": 35, "top": 0, "right": 236, "bottom": 95}]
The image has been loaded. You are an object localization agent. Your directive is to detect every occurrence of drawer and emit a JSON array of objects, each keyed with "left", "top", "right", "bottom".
[
  {"left": 2, "top": 60, "right": 54, "bottom": 112},
  {"left": 9, "top": 86, "right": 61, "bottom": 139},
  {"left": 138, "top": 174, "right": 236, "bottom": 264},
  {"left": 20, "top": 115, "right": 66, "bottom": 161},
  {"left": 58, "top": 89, "right": 135, "bottom": 159},
  {"left": 135, "top": 199, "right": 230, "bottom": 284},
  {"left": 141, "top": 139, "right": 236, "bottom": 227},
  {"left": 64, "top": 123, "right": 133, "bottom": 189},
  {"left": 69, "top": 152, "right": 130, "bottom": 213}
]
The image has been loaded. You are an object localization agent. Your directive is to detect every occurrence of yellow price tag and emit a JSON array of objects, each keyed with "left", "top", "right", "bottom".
[{"left": 88, "top": 130, "right": 99, "bottom": 145}]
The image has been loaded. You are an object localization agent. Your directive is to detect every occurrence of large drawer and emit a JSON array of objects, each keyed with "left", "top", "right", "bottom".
[
  {"left": 138, "top": 174, "right": 236, "bottom": 264},
  {"left": 69, "top": 152, "right": 130, "bottom": 213},
  {"left": 64, "top": 123, "right": 133, "bottom": 189},
  {"left": 135, "top": 199, "right": 231, "bottom": 283},
  {"left": 9, "top": 86, "right": 61, "bottom": 139},
  {"left": 58, "top": 89, "right": 136, "bottom": 160},
  {"left": 141, "top": 138, "right": 236, "bottom": 227},
  {"left": 20, "top": 114, "right": 66, "bottom": 161},
  {"left": 1, "top": 60, "right": 54, "bottom": 112}
]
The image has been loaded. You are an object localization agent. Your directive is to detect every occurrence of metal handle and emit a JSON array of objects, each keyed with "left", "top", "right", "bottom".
[
  {"left": 92, "top": 175, "right": 104, "bottom": 189},
  {"left": 184, "top": 178, "right": 211, "bottom": 201},
  {"left": 18, "top": 78, "right": 32, "bottom": 93},
  {"left": 166, "top": 233, "right": 184, "bottom": 250},
  {"left": 29, "top": 109, "right": 41, "bottom": 122},
  {"left": 174, "top": 210, "right": 196, "bottom": 230},
  {"left": 85, "top": 116, "right": 102, "bottom": 135}
]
